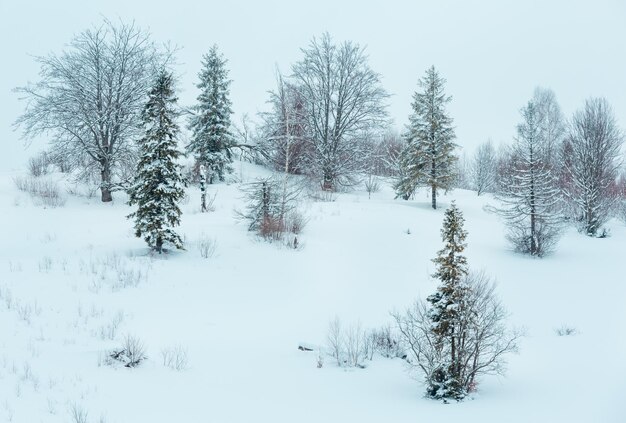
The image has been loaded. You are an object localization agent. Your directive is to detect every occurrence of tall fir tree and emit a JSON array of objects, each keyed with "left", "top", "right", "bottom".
[
  {"left": 128, "top": 71, "right": 186, "bottom": 254},
  {"left": 494, "top": 100, "right": 562, "bottom": 256},
  {"left": 395, "top": 66, "right": 457, "bottom": 209},
  {"left": 426, "top": 201, "right": 469, "bottom": 400},
  {"left": 187, "top": 45, "right": 235, "bottom": 185}
]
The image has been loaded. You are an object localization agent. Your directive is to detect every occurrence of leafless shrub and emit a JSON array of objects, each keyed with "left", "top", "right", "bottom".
[
  {"left": 69, "top": 403, "right": 88, "bottom": 423},
  {"left": 48, "top": 150, "right": 73, "bottom": 173},
  {"left": 109, "top": 335, "right": 146, "bottom": 368},
  {"left": 284, "top": 210, "right": 307, "bottom": 235},
  {"left": 258, "top": 215, "right": 285, "bottom": 241},
  {"left": 310, "top": 189, "right": 337, "bottom": 202},
  {"left": 364, "top": 174, "right": 381, "bottom": 198},
  {"left": 28, "top": 152, "right": 52, "bottom": 177},
  {"left": 84, "top": 254, "right": 149, "bottom": 291},
  {"left": 344, "top": 322, "right": 366, "bottom": 368},
  {"left": 363, "top": 330, "right": 377, "bottom": 361},
  {"left": 122, "top": 335, "right": 146, "bottom": 367},
  {"left": 161, "top": 345, "right": 189, "bottom": 371},
  {"left": 47, "top": 397, "right": 57, "bottom": 415},
  {"left": 17, "top": 303, "right": 33, "bottom": 324},
  {"left": 370, "top": 325, "right": 404, "bottom": 359},
  {"left": 326, "top": 317, "right": 368, "bottom": 368},
  {"left": 13, "top": 176, "right": 66, "bottom": 207},
  {"left": 13, "top": 175, "right": 30, "bottom": 192},
  {"left": 327, "top": 317, "right": 344, "bottom": 366},
  {"left": 20, "top": 362, "right": 33, "bottom": 382},
  {"left": 555, "top": 325, "right": 578, "bottom": 336},
  {"left": 66, "top": 183, "right": 97, "bottom": 198},
  {"left": 2, "top": 287, "right": 13, "bottom": 310},
  {"left": 113, "top": 266, "right": 145, "bottom": 290},
  {"left": 283, "top": 234, "right": 303, "bottom": 250},
  {"left": 8, "top": 261, "right": 23, "bottom": 272},
  {"left": 198, "top": 235, "right": 218, "bottom": 259},
  {"left": 38, "top": 256, "right": 53, "bottom": 272},
  {"left": 316, "top": 350, "right": 324, "bottom": 368},
  {"left": 98, "top": 311, "right": 125, "bottom": 340}
]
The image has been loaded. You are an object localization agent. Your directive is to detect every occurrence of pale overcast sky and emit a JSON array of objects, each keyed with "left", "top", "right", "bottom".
[{"left": 1, "top": 0, "right": 625, "bottom": 171}]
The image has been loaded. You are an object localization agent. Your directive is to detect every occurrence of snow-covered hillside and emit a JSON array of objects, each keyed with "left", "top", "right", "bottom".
[{"left": 0, "top": 163, "right": 624, "bottom": 422}]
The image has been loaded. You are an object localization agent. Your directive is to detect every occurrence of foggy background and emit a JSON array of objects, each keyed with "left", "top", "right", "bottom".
[{"left": 1, "top": 0, "right": 624, "bottom": 171}]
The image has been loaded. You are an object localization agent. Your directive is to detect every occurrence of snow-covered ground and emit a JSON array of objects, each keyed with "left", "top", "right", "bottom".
[{"left": 0, "top": 162, "right": 624, "bottom": 422}]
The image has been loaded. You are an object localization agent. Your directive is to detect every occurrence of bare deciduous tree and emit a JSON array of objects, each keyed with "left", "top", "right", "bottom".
[
  {"left": 563, "top": 98, "right": 623, "bottom": 236},
  {"left": 259, "top": 71, "right": 311, "bottom": 175},
  {"left": 533, "top": 87, "right": 566, "bottom": 164},
  {"left": 470, "top": 140, "right": 497, "bottom": 196},
  {"left": 14, "top": 19, "right": 168, "bottom": 202},
  {"left": 344, "top": 321, "right": 366, "bottom": 368},
  {"left": 327, "top": 316, "right": 344, "bottom": 366},
  {"left": 292, "top": 33, "right": 389, "bottom": 191}
]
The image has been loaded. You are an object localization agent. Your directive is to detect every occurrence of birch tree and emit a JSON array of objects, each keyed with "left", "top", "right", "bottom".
[{"left": 259, "top": 71, "right": 310, "bottom": 175}]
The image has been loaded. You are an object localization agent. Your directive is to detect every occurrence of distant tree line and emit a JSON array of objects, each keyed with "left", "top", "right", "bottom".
[{"left": 14, "top": 18, "right": 626, "bottom": 254}]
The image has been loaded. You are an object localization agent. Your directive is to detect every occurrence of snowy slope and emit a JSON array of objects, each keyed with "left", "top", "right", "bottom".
[{"left": 0, "top": 163, "right": 624, "bottom": 423}]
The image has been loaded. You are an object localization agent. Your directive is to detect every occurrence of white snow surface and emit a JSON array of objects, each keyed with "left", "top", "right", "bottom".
[{"left": 0, "top": 162, "right": 624, "bottom": 422}]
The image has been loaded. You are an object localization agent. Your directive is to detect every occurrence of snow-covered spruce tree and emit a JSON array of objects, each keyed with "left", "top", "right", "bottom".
[
  {"left": 563, "top": 98, "right": 623, "bottom": 236},
  {"left": 393, "top": 204, "right": 520, "bottom": 401},
  {"left": 395, "top": 66, "right": 457, "bottom": 209},
  {"left": 128, "top": 71, "right": 186, "bottom": 254},
  {"left": 187, "top": 45, "right": 235, "bottom": 185},
  {"left": 426, "top": 201, "right": 469, "bottom": 400},
  {"left": 493, "top": 100, "right": 562, "bottom": 256}
]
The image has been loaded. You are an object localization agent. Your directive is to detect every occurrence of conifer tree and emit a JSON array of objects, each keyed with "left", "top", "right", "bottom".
[
  {"left": 187, "top": 45, "right": 235, "bottom": 184},
  {"left": 426, "top": 201, "right": 469, "bottom": 400},
  {"left": 128, "top": 71, "right": 186, "bottom": 254},
  {"left": 395, "top": 66, "right": 457, "bottom": 209},
  {"left": 494, "top": 100, "right": 562, "bottom": 256}
]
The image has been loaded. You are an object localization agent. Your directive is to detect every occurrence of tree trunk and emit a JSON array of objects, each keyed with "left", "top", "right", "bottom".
[
  {"left": 431, "top": 185, "right": 437, "bottom": 209},
  {"left": 431, "top": 156, "right": 437, "bottom": 209},
  {"left": 322, "top": 172, "right": 333, "bottom": 192},
  {"left": 156, "top": 236, "right": 163, "bottom": 254},
  {"left": 100, "top": 162, "right": 113, "bottom": 203},
  {"left": 200, "top": 167, "right": 207, "bottom": 213}
]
